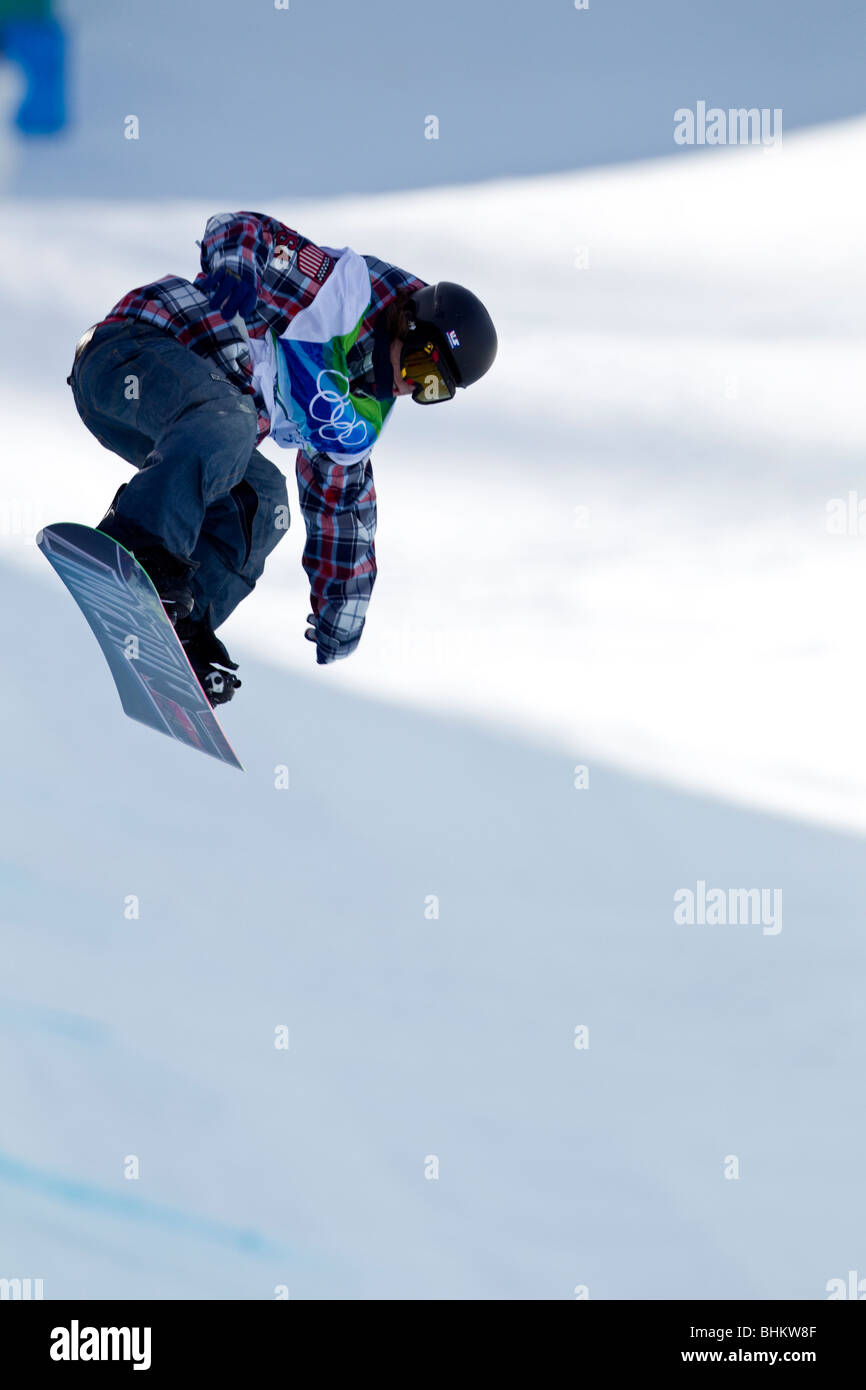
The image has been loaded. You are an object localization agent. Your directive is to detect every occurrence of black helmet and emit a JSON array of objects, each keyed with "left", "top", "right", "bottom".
[{"left": 405, "top": 281, "right": 497, "bottom": 389}]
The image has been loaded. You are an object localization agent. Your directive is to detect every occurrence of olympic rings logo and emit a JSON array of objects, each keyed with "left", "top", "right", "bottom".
[{"left": 308, "top": 369, "right": 370, "bottom": 447}]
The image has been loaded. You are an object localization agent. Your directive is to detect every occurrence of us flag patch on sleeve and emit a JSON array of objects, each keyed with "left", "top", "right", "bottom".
[{"left": 298, "top": 243, "right": 332, "bottom": 282}]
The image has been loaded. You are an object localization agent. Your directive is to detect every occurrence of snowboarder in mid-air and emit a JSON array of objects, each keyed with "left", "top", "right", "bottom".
[{"left": 66, "top": 210, "right": 498, "bottom": 705}]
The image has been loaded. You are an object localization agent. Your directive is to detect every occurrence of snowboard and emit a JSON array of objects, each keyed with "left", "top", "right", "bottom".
[{"left": 37, "top": 522, "right": 243, "bottom": 770}]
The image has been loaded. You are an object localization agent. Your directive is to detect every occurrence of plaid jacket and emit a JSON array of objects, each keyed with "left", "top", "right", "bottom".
[{"left": 101, "top": 211, "right": 425, "bottom": 663}]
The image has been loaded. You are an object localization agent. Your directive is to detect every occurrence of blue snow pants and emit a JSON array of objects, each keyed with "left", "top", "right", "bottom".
[{"left": 68, "top": 319, "right": 289, "bottom": 627}]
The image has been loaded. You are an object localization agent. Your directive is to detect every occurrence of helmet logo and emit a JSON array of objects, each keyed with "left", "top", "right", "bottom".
[{"left": 446, "top": 329, "right": 460, "bottom": 349}]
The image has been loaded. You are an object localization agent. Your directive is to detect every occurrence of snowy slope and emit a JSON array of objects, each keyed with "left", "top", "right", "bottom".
[
  {"left": 1, "top": 118, "right": 865, "bottom": 831},
  {"left": 2, "top": 558, "right": 865, "bottom": 1299},
  {"left": 1, "top": 121, "right": 866, "bottom": 1299}
]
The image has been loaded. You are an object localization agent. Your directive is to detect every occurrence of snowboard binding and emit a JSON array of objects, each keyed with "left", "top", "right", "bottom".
[{"left": 175, "top": 611, "right": 242, "bottom": 707}]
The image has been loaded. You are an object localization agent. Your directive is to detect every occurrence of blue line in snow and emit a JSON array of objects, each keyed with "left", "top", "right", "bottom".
[{"left": 0, "top": 1151, "right": 285, "bottom": 1257}]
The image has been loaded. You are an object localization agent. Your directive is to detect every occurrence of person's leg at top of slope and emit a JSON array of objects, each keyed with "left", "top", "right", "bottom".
[{"left": 66, "top": 211, "right": 498, "bottom": 706}]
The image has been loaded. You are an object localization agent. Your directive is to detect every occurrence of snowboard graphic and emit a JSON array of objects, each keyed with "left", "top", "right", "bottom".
[{"left": 37, "top": 523, "right": 243, "bottom": 770}]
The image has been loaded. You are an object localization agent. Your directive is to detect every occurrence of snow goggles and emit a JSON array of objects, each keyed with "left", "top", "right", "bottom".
[{"left": 400, "top": 334, "right": 458, "bottom": 404}]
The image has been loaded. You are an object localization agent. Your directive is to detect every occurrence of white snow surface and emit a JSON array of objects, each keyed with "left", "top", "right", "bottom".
[{"left": 1, "top": 120, "right": 865, "bottom": 1299}]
